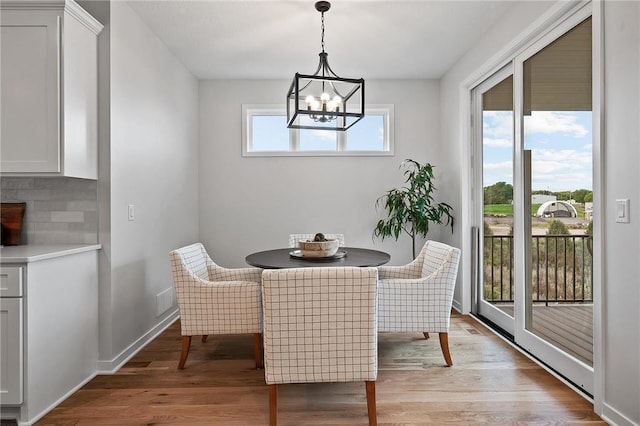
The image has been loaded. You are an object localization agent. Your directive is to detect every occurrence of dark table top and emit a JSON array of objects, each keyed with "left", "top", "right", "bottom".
[{"left": 245, "top": 247, "right": 390, "bottom": 269}]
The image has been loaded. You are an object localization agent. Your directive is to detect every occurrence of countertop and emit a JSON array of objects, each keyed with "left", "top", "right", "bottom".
[{"left": 0, "top": 244, "right": 101, "bottom": 263}]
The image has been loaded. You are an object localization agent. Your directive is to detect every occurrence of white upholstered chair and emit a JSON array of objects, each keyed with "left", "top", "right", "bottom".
[
  {"left": 169, "top": 243, "right": 263, "bottom": 370},
  {"left": 288, "top": 233, "right": 345, "bottom": 248},
  {"left": 261, "top": 267, "right": 378, "bottom": 426},
  {"left": 377, "top": 240, "right": 461, "bottom": 366}
]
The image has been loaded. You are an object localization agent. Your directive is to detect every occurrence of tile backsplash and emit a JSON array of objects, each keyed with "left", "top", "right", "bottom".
[{"left": 1, "top": 177, "right": 98, "bottom": 244}]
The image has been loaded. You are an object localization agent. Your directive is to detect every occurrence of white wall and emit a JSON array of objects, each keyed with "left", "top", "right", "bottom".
[
  {"left": 100, "top": 1, "right": 199, "bottom": 365},
  {"left": 440, "top": 0, "right": 640, "bottom": 424},
  {"left": 198, "top": 79, "right": 446, "bottom": 268},
  {"left": 600, "top": 2, "right": 640, "bottom": 423}
]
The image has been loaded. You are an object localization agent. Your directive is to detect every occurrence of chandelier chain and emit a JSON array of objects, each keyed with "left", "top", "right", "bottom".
[{"left": 321, "top": 12, "right": 325, "bottom": 53}]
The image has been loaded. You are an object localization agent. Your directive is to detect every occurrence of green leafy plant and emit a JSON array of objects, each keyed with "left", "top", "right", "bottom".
[
  {"left": 547, "top": 219, "right": 570, "bottom": 236},
  {"left": 585, "top": 220, "right": 593, "bottom": 256},
  {"left": 374, "top": 159, "right": 454, "bottom": 258}
]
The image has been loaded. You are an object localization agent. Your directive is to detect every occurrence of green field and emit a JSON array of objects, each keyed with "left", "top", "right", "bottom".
[
  {"left": 484, "top": 203, "right": 586, "bottom": 217},
  {"left": 483, "top": 204, "right": 516, "bottom": 215}
]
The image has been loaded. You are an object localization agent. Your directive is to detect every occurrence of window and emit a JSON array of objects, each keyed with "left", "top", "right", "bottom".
[{"left": 242, "top": 105, "right": 394, "bottom": 156}]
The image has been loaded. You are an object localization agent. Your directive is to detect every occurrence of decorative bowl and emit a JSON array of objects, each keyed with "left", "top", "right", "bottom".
[{"left": 298, "top": 239, "right": 339, "bottom": 257}]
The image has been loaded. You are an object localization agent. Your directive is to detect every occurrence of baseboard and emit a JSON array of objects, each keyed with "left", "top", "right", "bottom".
[
  {"left": 96, "top": 310, "right": 179, "bottom": 374},
  {"left": 601, "top": 402, "right": 639, "bottom": 426},
  {"left": 452, "top": 299, "right": 462, "bottom": 313},
  {"left": 2, "top": 311, "right": 180, "bottom": 426},
  {"left": 18, "top": 371, "right": 98, "bottom": 426}
]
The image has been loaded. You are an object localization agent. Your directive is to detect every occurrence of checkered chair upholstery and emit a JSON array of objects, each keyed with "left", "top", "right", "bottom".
[
  {"left": 261, "top": 267, "right": 378, "bottom": 426},
  {"left": 377, "top": 240, "right": 461, "bottom": 366},
  {"left": 169, "top": 243, "right": 263, "bottom": 369},
  {"left": 288, "top": 233, "right": 345, "bottom": 248}
]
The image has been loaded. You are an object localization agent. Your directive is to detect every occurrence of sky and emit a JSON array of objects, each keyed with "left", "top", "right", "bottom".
[
  {"left": 252, "top": 113, "right": 384, "bottom": 152},
  {"left": 252, "top": 108, "right": 592, "bottom": 192},
  {"left": 483, "top": 110, "right": 593, "bottom": 192}
]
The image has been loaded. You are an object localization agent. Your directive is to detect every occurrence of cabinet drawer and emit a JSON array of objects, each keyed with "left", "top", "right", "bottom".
[
  {"left": 0, "top": 267, "right": 23, "bottom": 297},
  {"left": 0, "top": 297, "right": 23, "bottom": 405}
]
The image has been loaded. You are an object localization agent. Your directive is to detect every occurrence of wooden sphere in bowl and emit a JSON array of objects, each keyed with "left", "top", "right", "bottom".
[{"left": 298, "top": 239, "right": 339, "bottom": 257}]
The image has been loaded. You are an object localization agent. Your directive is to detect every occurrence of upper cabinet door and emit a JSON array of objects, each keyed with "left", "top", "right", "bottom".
[
  {"left": 1, "top": 12, "right": 61, "bottom": 174},
  {"left": 0, "top": 2, "right": 102, "bottom": 178}
]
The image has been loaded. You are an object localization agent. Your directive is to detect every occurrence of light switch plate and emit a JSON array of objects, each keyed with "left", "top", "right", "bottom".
[{"left": 615, "top": 199, "right": 629, "bottom": 223}]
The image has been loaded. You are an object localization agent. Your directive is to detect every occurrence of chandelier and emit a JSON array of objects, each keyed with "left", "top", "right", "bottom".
[{"left": 286, "top": 1, "right": 365, "bottom": 131}]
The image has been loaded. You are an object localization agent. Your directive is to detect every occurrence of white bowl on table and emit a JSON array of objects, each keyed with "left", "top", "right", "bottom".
[{"left": 298, "top": 239, "right": 339, "bottom": 257}]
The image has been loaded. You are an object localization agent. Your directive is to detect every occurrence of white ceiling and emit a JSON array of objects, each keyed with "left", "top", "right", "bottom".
[{"left": 127, "top": 0, "right": 519, "bottom": 80}]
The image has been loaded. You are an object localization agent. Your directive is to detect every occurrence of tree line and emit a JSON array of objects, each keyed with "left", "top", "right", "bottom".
[{"left": 484, "top": 182, "right": 593, "bottom": 205}]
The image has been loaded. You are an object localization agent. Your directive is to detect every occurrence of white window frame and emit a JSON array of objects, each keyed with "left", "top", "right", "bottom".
[{"left": 242, "top": 104, "right": 394, "bottom": 157}]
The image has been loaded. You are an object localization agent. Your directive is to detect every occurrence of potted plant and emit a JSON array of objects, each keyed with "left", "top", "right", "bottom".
[{"left": 374, "top": 159, "right": 454, "bottom": 258}]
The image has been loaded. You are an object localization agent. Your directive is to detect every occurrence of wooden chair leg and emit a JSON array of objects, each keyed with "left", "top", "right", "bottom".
[
  {"left": 439, "top": 332, "right": 453, "bottom": 366},
  {"left": 423, "top": 332, "right": 430, "bottom": 339},
  {"left": 254, "top": 333, "right": 264, "bottom": 369},
  {"left": 178, "top": 336, "right": 192, "bottom": 370},
  {"left": 201, "top": 335, "right": 208, "bottom": 343},
  {"left": 268, "top": 384, "right": 277, "bottom": 426},
  {"left": 366, "top": 381, "right": 377, "bottom": 426}
]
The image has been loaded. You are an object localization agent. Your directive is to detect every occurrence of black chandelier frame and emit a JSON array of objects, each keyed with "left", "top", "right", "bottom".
[{"left": 286, "top": 1, "right": 365, "bottom": 131}]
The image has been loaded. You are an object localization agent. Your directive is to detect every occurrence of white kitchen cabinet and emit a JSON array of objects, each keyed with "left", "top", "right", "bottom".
[
  {"left": 0, "top": 245, "right": 99, "bottom": 425},
  {"left": 0, "top": 0, "right": 103, "bottom": 178},
  {"left": 0, "top": 267, "right": 24, "bottom": 406}
]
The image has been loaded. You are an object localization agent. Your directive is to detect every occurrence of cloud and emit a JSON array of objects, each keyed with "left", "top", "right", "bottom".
[
  {"left": 307, "top": 130, "right": 337, "bottom": 142},
  {"left": 533, "top": 172, "right": 593, "bottom": 192},
  {"left": 483, "top": 160, "right": 512, "bottom": 171},
  {"left": 483, "top": 111, "right": 512, "bottom": 140},
  {"left": 533, "top": 148, "right": 591, "bottom": 167},
  {"left": 482, "top": 111, "right": 593, "bottom": 190},
  {"left": 524, "top": 111, "right": 588, "bottom": 137},
  {"left": 482, "top": 160, "right": 513, "bottom": 186},
  {"left": 484, "top": 147, "right": 592, "bottom": 191},
  {"left": 530, "top": 148, "right": 592, "bottom": 190},
  {"left": 483, "top": 137, "right": 512, "bottom": 148}
]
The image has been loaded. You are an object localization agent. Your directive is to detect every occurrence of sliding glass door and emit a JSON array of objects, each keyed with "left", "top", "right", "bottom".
[
  {"left": 472, "top": 66, "right": 515, "bottom": 335},
  {"left": 472, "top": 8, "right": 594, "bottom": 394}
]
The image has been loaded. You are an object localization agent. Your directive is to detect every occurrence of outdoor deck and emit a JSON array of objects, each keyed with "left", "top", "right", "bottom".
[{"left": 496, "top": 303, "right": 593, "bottom": 365}]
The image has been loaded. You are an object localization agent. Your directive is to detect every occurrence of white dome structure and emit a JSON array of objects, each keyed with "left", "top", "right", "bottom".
[{"left": 535, "top": 200, "right": 578, "bottom": 218}]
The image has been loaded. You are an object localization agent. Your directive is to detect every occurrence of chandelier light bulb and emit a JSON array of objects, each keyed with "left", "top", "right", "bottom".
[
  {"left": 305, "top": 95, "right": 315, "bottom": 105},
  {"left": 333, "top": 95, "right": 342, "bottom": 104},
  {"left": 327, "top": 101, "right": 336, "bottom": 111},
  {"left": 320, "top": 92, "right": 330, "bottom": 102}
]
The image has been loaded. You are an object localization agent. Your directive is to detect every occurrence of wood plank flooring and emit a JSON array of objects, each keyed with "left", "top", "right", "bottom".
[
  {"left": 498, "top": 304, "right": 593, "bottom": 365},
  {"left": 36, "top": 313, "right": 606, "bottom": 425}
]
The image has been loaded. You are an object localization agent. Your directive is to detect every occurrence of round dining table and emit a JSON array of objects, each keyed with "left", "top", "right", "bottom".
[{"left": 245, "top": 247, "right": 390, "bottom": 269}]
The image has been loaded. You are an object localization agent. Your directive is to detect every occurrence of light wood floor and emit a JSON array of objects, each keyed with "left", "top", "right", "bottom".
[
  {"left": 498, "top": 304, "right": 593, "bottom": 365},
  {"left": 37, "top": 313, "right": 606, "bottom": 425}
]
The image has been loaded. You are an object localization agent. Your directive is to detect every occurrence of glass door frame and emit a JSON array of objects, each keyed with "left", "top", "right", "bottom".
[
  {"left": 471, "top": 63, "right": 516, "bottom": 336},
  {"left": 512, "top": 4, "right": 595, "bottom": 395},
  {"left": 470, "top": 1, "right": 598, "bottom": 397}
]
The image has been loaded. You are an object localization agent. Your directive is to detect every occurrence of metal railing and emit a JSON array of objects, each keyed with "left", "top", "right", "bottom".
[{"left": 484, "top": 235, "right": 593, "bottom": 304}]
